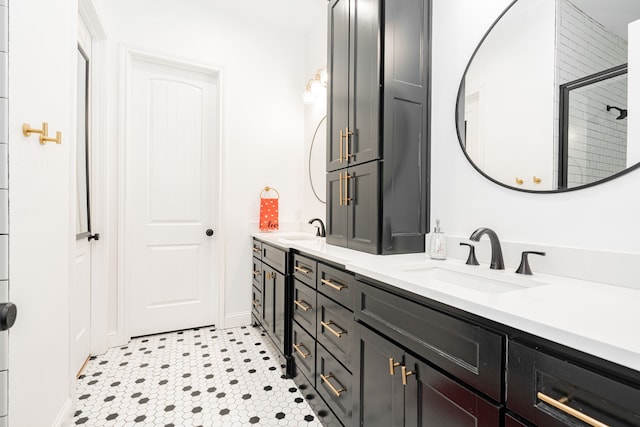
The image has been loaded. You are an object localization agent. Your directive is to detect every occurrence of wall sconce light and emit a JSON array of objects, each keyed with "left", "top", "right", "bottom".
[{"left": 303, "top": 66, "right": 328, "bottom": 105}]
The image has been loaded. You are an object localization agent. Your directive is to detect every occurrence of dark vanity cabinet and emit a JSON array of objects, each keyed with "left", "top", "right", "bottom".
[
  {"left": 326, "top": 0, "right": 431, "bottom": 255},
  {"left": 251, "top": 238, "right": 292, "bottom": 375},
  {"left": 507, "top": 341, "right": 640, "bottom": 427}
]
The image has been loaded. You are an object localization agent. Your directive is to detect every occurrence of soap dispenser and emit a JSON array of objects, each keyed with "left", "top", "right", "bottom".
[{"left": 429, "top": 219, "right": 447, "bottom": 260}]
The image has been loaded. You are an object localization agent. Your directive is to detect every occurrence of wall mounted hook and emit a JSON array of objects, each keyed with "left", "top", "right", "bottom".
[
  {"left": 40, "top": 131, "right": 62, "bottom": 145},
  {"left": 22, "top": 122, "right": 48, "bottom": 137}
]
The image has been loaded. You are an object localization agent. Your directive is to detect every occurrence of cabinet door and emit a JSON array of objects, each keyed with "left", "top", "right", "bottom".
[
  {"left": 347, "top": 161, "right": 379, "bottom": 254},
  {"left": 328, "top": 0, "right": 351, "bottom": 172},
  {"left": 356, "top": 324, "right": 405, "bottom": 427},
  {"left": 350, "top": 0, "right": 381, "bottom": 167},
  {"left": 262, "top": 266, "right": 274, "bottom": 334},
  {"left": 404, "top": 354, "right": 501, "bottom": 427},
  {"left": 326, "top": 170, "right": 348, "bottom": 246}
]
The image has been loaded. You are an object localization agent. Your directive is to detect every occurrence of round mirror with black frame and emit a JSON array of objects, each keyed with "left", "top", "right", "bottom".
[{"left": 455, "top": 0, "right": 640, "bottom": 193}]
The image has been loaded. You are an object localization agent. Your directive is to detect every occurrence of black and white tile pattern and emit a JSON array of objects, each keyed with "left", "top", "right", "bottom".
[{"left": 74, "top": 326, "right": 322, "bottom": 426}]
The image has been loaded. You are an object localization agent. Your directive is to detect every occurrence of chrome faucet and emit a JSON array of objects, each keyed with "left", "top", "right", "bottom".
[
  {"left": 469, "top": 227, "right": 504, "bottom": 270},
  {"left": 308, "top": 218, "right": 326, "bottom": 237}
]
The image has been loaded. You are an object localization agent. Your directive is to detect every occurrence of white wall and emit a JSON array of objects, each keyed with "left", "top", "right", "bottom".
[
  {"left": 9, "top": 0, "right": 76, "bottom": 424},
  {"left": 628, "top": 19, "right": 640, "bottom": 165},
  {"left": 93, "top": 0, "right": 310, "bottom": 339},
  {"left": 433, "top": 0, "right": 640, "bottom": 269}
]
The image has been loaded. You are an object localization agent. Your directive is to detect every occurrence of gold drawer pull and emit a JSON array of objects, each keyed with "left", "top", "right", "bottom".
[
  {"left": 537, "top": 392, "right": 609, "bottom": 427},
  {"left": 321, "top": 321, "right": 346, "bottom": 338},
  {"left": 401, "top": 366, "right": 414, "bottom": 386},
  {"left": 252, "top": 270, "right": 261, "bottom": 277},
  {"left": 320, "top": 374, "right": 346, "bottom": 397},
  {"left": 251, "top": 300, "right": 261, "bottom": 308},
  {"left": 294, "top": 300, "right": 312, "bottom": 312},
  {"left": 321, "top": 279, "right": 346, "bottom": 292},
  {"left": 265, "top": 272, "right": 276, "bottom": 280},
  {"left": 293, "top": 343, "right": 310, "bottom": 359},
  {"left": 294, "top": 265, "right": 312, "bottom": 274},
  {"left": 389, "top": 358, "right": 401, "bottom": 376},
  {"left": 252, "top": 247, "right": 260, "bottom": 253}
]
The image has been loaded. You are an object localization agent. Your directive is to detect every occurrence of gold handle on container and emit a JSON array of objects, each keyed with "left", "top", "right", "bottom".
[
  {"left": 266, "top": 272, "right": 276, "bottom": 280},
  {"left": 401, "top": 366, "right": 414, "bottom": 386},
  {"left": 321, "top": 279, "right": 346, "bottom": 292},
  {"left": 339, "top": 172, "right": 343, "bottom": 207},
  {"left": 515, "top": 177, "right": 524, "bottom": 185},
  {"left": 343, "top": 173, "right": 352, "bottom": 205},
  {"left": 252, "top": 247, "right": 260, "bottom": 253},
  {"left": 251, "top": 300, "right": 261, "bottom": 308},
  {"left": 345, "top": 127, "right": 354, "bottom": 160},
  {"left": 321, "top": 374, "right": 346, "bottom": 397},
  {"left": 294, "top": 300, "right": 312, "bottom": 312},
  {"left": 533, "top": 176, "right": 542, "bottom": 184},
  {"left": 321, "top": 321, "right": 346, "bottom": 338},
  {"left": 389, "top": 358, "right": 401, "bottom": 376},
  {"left": 252, "top": 270, "right": 261, "bottom": 277},
  {"left": 537, "top": 392, "right": 609, "bottom": 427},
  {"left": 294, "top": 265, "right": 312, "bottom": 274},
  {"left": 293, "top": 343, "right": 310, "bottom": 359}
]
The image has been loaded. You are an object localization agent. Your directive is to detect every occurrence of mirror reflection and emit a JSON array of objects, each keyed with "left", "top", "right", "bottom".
[{"left": 457, "top": 0, "right": 640, "bottom": 192}]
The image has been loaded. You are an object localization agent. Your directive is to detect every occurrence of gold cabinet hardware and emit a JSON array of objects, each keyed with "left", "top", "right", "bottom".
[
  {"left": 339, "top": 172, "right": 343, "bottom": 207},
  {"left": 515, "top": 177, "right": 524, "bottom": 185},
  {"left": 321, "top": 320, "right": 346, "bottom": 338},
  {"left": 320, "top": 374, "right": 346, "bottom": 397},
  {"left": 293, "top": 343, "right": 310, "bottom": 359},
  {"left": 533, "top": 176, "right": 542, "bottom": 184},
  {"left": 252, "top": 270, "right": 261, "bottom": 277},
  {"left": 22, "top": 122, "right": 48, "bottom": 137},
  {"left": 321, "top": 279, "right": 346, "bottom": 292},
  {"left": 294, "top": 266, "right": 312, "bottom": 274},
  {"left": 537, "top": 392, "right": 609, "bottom": 427},
  {"left": 344, "top": 127, "right": 354, "bottom": 161},
  {"left": 389, "top": 358, "right": 401, "bottom": 376},
  {"left": 343, "top": 173, "right": 352, "bottom": 205},
  {"left": 401, "top": 366, "right": 414, "bottom": 386},
  {"left": 40, "top": 131, "right": 62, "bottom": 145},
  {"left": 251, "top": 300, "right": 261, "bottom": 308},
  {"left": 252, "top": 247, "right": 260, "bottom": 253},
  {"left": 266, "top": 272, "right": 276, "bottom": 280},
  {"left": 294, "top": 299, "right": 312, "bottom": 312},
  {"left": 339, "top": 129, "right": 344, "bottom": 164}
]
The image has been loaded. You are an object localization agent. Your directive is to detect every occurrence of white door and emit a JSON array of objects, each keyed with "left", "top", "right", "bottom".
[
  {"left": 126, "top": 54, "right": 219, "bottom": 337},
  {"left": 71, "top": 16, "right": 93, "bottom": 377}
]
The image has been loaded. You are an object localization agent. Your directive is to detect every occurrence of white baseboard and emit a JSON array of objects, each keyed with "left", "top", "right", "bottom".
[
  {"left": 223, "top": 311, "right": 251, "bottom": 329},
  {"left": 52, "top": 397, "right": 73, "bottom": 427}
]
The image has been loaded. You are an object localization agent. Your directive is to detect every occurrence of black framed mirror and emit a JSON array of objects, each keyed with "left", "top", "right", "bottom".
[{"left": 456, "top": 0, "right": 640, "bottom": 193}]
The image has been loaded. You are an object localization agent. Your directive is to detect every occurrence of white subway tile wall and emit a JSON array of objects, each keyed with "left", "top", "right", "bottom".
[{"left": 555, "top": 0, "right": 628, "bottom": 187}]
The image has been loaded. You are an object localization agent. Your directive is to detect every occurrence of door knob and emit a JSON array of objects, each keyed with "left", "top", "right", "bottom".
[
  {"left": 88, "top": 233, "right": 100, "bottom": 241},
  {"left": 0, "top": 302, "right": 17, "bottom": 331},
  {"left": 206, "top": 229, "right": 214, "bottom": 237}
]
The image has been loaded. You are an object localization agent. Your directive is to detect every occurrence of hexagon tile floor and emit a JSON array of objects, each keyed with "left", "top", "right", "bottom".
[{"left": 73, "top": 325, "right": 324, "bottom": 426}]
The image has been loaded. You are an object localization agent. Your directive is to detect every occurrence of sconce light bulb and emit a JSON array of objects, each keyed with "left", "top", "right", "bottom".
[
  {"left": 319, "top": 68, "right": 328, "bottom": 87},
  {"left": 303, "top": 90, "right": 315, "bottom": 105},
  {"left": 310, "top": 79, "right": 324, "bottom": 97}
]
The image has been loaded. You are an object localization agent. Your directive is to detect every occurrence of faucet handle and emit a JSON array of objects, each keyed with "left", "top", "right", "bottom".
[
  {"left": 516, "top": 251, "right": 546, "bottom": 275},
  {"left": 459, "top": 243, "right": 479, "bottom": 266}
]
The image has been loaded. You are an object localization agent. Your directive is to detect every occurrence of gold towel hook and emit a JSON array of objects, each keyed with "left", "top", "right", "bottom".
[
  {"left": 22, "top": 122, "right": 48, "bottom": 137},
  {"left": 260, "top": 186, "right": 280, "bottom": 199}
]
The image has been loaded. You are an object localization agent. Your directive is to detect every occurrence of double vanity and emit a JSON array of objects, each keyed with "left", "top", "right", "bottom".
[{"left": 251, "top": 232, "right": 640, "bottom": 427}]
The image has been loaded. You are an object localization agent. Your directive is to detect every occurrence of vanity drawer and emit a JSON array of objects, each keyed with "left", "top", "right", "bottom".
[
  {"left": 293, "top": 254, "right": 317, "bottom": 288},
  {"left": 317, "top": 293, "right": 354, "bottom": 371},
  {"left": 317, "top": 343, "right": 353, "bottom": 427},
  {"left": 262, "top": 242, "right": 286, "bottom": 273},
  {"left": 252, "top": 258, "right": 262, "bottom": 288},
  {"left": 292, "top": 321, "right": 316, "bottom": 386},
  {"left": 356, "top": 280, "right": 504, "bottom": 402},
  {"left": 507, "top": 341, "right": 640, "bottom": 427},
  {"left": 318, "top": 263, "right": 355, "bottom": 310},
  {"left": 251, "top": 285, "right": 263, "bottom": 319},
  {"left": 293, "top": 280, "right": 316, "bottom": 335},
  {"left": 252, "top": 239, "right": 262, "bottom": 260}
]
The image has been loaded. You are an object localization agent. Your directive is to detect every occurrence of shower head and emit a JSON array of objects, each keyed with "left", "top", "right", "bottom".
[{"left": 606, "top": 105, "right": 627, "bottom": 120}]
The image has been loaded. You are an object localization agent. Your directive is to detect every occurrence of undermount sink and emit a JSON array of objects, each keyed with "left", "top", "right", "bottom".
[
  {"left": 278, "top": 234, "right": 317, "bottom": 241},
  {"left": 400, "top": 266, "right": 547, "bottom": 294}
]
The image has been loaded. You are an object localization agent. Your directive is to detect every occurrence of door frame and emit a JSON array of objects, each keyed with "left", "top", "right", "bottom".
[
  {"left": 118, "top": 47, "right": 225, "bottom": 342},
  {"left": 77, "top": 0, "right": 108, "bottom": 357}
]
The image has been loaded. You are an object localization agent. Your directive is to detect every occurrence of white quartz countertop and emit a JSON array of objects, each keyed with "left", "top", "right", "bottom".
[{"left": 252, "top": 232, "right": 640, "bottom": 374}]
